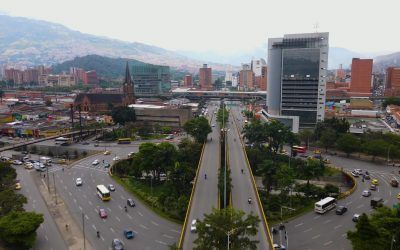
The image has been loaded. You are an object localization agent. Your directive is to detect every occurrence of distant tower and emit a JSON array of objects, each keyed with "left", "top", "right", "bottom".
[{"left": 123, "top": 62, "right": 135, "bottom": 105}]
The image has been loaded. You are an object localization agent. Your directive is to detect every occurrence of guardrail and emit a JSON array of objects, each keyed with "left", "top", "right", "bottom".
[
  {"left": 332, "top": 166, "right": 358, "bottom": 199},
  {"left": 232, "top": 113, "right": 274, "bottom": 249}
]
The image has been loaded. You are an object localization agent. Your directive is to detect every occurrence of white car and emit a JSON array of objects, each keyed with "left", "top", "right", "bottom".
[
  {"left": 92, "top": 159, "right": 99, "bottom": 165},
  {"left": 212, "top": 124, "right": 216, "bottom": 127},
  {"left": 362, "top": 190, "right": 371, "bottom": 197},
  {"left": 75, "top": 178, "right": 83, "bottom": 186},
  {"left": 113, "top": 156, "right": 120, "bottom": 161},
  {"left": 190, "top": 219, "right": 197, "bottom": 233},
  {"left": 13, "top": 160, "right": 23, "bottom": 165}
]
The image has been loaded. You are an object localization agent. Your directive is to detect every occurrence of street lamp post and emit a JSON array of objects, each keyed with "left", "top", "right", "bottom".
[{"left": 387, "top": 146, "right": 391, "bottom": 166}]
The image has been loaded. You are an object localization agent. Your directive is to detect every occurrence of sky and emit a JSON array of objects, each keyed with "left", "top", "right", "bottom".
[{"left": 0, "top": 0, "right": 399, "bottom": 54}]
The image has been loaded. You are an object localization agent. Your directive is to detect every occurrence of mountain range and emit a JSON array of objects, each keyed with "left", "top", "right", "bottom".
[{"left": 0, "top": 14, "right": 399, "bottom": 72}]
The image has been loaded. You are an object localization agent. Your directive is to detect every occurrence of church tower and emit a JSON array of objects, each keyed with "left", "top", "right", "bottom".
[{"left": 123, "top": 61, "right": 135, "bottom": 105}]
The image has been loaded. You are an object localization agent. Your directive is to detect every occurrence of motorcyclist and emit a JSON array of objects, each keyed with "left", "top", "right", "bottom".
[
  {"left": 248, "top": 197, "right": 252, "bottom": 204},
  {"left": 97, "top": 231, "right": 100, "bottom": 238},
  {"left": 124, "top": 206, "right": 127, "bottom": 212},
  {"left": 241, "top": 169, "right": 244, "bottom": 174},
  {"left": 205, "top": 174, "right": 207, "bottom": 179}
]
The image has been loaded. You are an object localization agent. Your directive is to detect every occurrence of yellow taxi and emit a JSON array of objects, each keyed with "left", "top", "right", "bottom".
[
  {"left": 15, "top": 183, "right": 21, "bottom": 190},
  {"left": 371, "top": 179, "right": 379, "bottom": 185},
  {"left": 58, "top": 159, "right": 67, "bottom": 164},
  {"left": 104, "top": 151, "right": 111, "bottom": 155},
  {"left": 397, "top": 193, "right": 400, "bottom": 200}
]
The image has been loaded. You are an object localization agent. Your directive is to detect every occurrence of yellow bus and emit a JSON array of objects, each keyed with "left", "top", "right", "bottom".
[
  {"left": 117, "top": 138, "right": 131, "bottom": 144},
  {"left": 96, "top": 185, "right": 111, "bottom": 201}
]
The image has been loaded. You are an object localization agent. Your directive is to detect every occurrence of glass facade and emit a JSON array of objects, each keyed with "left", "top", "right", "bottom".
[{"left": 131, "top": 65, "right": 171, "bottom": 96}]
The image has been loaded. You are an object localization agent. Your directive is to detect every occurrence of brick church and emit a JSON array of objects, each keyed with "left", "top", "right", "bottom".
[{"left": 74, "top": 62, "right": 135, "bottom": 113}]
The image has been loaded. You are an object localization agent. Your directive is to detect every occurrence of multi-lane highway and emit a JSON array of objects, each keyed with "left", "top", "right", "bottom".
[
  {"left": 181, "top": 104, "right": 220, "bottom": 249},
  {"left": 228, "top": 107, "right": 272, "bottom": 249},
  {"left": 280, "top": 150, "right": 400, "bottom": 249}
]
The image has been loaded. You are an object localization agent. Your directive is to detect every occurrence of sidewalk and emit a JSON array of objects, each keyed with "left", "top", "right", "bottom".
[{"left": 33, "top": 173, "right": 93, "bottom": 250}]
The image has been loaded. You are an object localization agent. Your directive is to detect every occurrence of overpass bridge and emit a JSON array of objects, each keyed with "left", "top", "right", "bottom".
[
  {"left": 0, "top": 129, "right": 104, "bottom": 153},
  {"left": 172, "top": 89, "right": 266, "bottom": 100}
]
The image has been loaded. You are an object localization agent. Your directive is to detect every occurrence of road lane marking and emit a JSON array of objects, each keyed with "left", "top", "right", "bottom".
[
  {"left": 312, "top": 234, "right": 320, "bottom": 240},
  {"left": 356, "top": 204, "right": 364, "bottom": 209},
  {"left": 100, "top": 236, "right": 105, "bottom": 241},
  {"left": 79, "top": 206, "right": 82, "bottom": 211},
  {"left": 120, "top": 195, "right": 125, "bottom": 200},
  {"left": 85, "top": 214, "right": 89, "bottom": 220},
  {"left": 334, "top": 225, "right": 342, "bottom": 230},
  {"left": 115, "top": 216, "right": 121, "bottom": 222},
  {"left": 88, "top": 201, "right": 92, "bottom": 206},
  {"left": 313, "top": 215, "right": 320, "bottom": 220},
  {"left": 323, "top": 219, "right": 332, "bottom": 224},
  {"left": 69, "top": 192, "right": 72, "bottom": 196},
  {"left": 45, "top": 235, "right": 48, "bottom": 241},
  {"left": 94, "top": 208, "right": 98, "bottom": 213},
  {"left": 127, "top": 214, "right": 133, "bottom": 219},
  {"left": 110, "top": 227, "right": 115, "bottom": 233},
  {"left": 324, "top": 241, "right": 333, "bottom": 246},
  {"left": 118, "top": 205, "right": 122, "bottom": 210},
  {"left": 92, "top": 224, "right": 97, "bottom": 231},
  {"left": 303, "top": 228, "right": 312, "bottom": 233},
  {"left": 156, "top": 240, "right": 168, "bottom": 245},
  {"left": 138, "top": 212, "right": 143, "bottom": 217},
  {"left": 294, "top": 222, "right": 303, "bottom": 228},
  {"left": 140, "top": 224, "right": 148, "bottom": 230},
  {"left": 151, "top": 221, "right": 159, "bottom": 226},
  {"left": 73, "top": 198, "right": 77, "bottom": 203},
  {"left": 163, "top": 234, "right": 174, "bottom": 239},
  {"left": 107, "top": 207, "right": 112, "bottom": 212},
  {"left": 346, "top": 201, "right": 352, "bottom": 205}
]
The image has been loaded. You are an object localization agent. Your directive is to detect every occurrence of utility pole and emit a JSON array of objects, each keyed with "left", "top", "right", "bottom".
[
  {"left": 223, "top": 101, "right": 227, "bottom": 209},
  {"left": 78, "top": 104, "right": 82, "bottom": 141},
  {"left": 53, "top": 173, "right": 57, "bottom": 204},
  {"left": 82, "top": 212, "right": 86, "bottom": 250}
]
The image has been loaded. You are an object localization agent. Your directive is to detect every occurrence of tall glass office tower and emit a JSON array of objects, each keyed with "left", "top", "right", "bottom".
[{"left": 267, "top": 33, "right": 329, "bottom": 128}]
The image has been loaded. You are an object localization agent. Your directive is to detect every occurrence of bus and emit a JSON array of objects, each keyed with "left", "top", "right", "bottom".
[
  {"left": 292, "top": 145, "right": 307, "bottom": 154},
  {"left": 315, "top": 197, "right": 337, "bottom": 214},
  {"left": 96, "top": 185, "right": 111, "bottom": 201},
  {"left": 118, "top": 138, "right": 131, "bottom": 144},
  {"left": 55, "top": 137, "right": 72, "bottom": 146}
]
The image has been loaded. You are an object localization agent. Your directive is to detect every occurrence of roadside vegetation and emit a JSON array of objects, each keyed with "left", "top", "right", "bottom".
[
  {"left": 243, "top": 118, "right": 344, "bottom": 223},
  {"left": 347, "top": 206, "right": 400, "bottom": 250},
  {"left": 0, "top": 162, "right": 44, "bottom": 249},
  {"left": 112, "top": 117, "right": 211, "bottom": 221}
]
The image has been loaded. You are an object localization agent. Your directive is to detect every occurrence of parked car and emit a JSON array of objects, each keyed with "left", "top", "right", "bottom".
[
  {"left": 362, "top": 190, "right": 371, "bottom": 197},
  {"left": 75, "top": 178, "right": 83, "bottom": 186},
  {"left": 108, "top": 184, "right": 115, "bottom": 191},
  {"left": 99, "top": 208, "right": 107, "bottom": 219},
  {"left": 123, "top": 229, "right": 135, "bottom": 239},
  {"left": 190, "top": 219, "right": 197, "bottom": 233},
  {"left": 104, "top": 151, "right": 111, "bottom": 155},
  {"left": 111, "top": 238, "right": 124, "bottom": 250},
  {"left": 273, "top": 243, "right": 287, "bottom": 250},
  {"left": 335, "top": 205, "right": 348, "bottom": 215},
  {"left": 113, "top": 156, "right": 120, "bottom": 161},
  {"left": 13, "top": 160, "right": 23, "bottom": 165},
  {"left": 127, "top": 199, "right": 136, "bottom": 207},
  {"left": 24, "top": 163, "right": 33, "bottom": 169},
  {"left": 351, "top": 171, "right": 359, "bottom": 177},
  {"left": 352, "top": 214, "right": 360, "bottom": 222},
  {"left": 390, "top": 179, "right": 399, "bottom": 187}
]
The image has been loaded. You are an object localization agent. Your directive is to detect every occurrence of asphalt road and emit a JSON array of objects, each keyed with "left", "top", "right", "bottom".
[
  {"left": 49, "top": 146, "right": 181, "bottom": 250},
  {"left": 182, "top": 103, "right": 220, "bottom": 249},
  {"left": 229, "top": 106, "right": 271, "bottom": 250},
  {"left": 278, "top": 151, "right": 400, "bottom": 250},
  {"left": 12, "top": 156, "right": 68, "bottom": 250}
]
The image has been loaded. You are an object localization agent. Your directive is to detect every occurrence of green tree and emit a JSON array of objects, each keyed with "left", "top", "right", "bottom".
[
  {"left": 347, "top": 213, "right": 386, "bottom": 250},
  {"left": 183, "top": 117, "right": 212, "bottom": 143},
  {"left": 362, "top": 140, "right": 387, "bottom": 161},
  {"left": 137, "top": 123, "right": 153, "bottom": 137},
  {"left": 111, "top": 106, "right": 136, "bottom": 125},
  {"left": 265, "top": 120, "right": 292, "bottom": 155},
  {"left": 0, "top": 89, "right": 4, "bottom": 103},
  {"left": 275, "top": 163, "right": 295, "bottom": 197},
  {"left": 243, "top": 119, "right": 266, "bottom": 148},
  {"left": 319, "top": 128, "right": 337, "bottom": 152},
  {"left": 336, "top": 134, "right": 360, "bottom": 157},
  {"left": 298, "top": 158, "right": 324, "bottom": 196},
  {"left": 258, "top": 160, "right": 276, "bottom": 197},
  {"left": 383, "top": 97, "right": 400, "bottom": 107},
  {"left": 0, "top": 190, "right": 27, "bottom": 216},
  {"left": 0, "top": 163, "right": 17, "bottom": 191},
  {"left": 194, "top": 207, "right": 260, "bottom": 250},
  {"left": 0, "top": 211, "right": 44, "bottom": 249},
  {"left": 217, "top": 105, "right": 229, "bottom": 125},
  {"left": 298, "top": 129, "right": 313, "bottom": 147}
]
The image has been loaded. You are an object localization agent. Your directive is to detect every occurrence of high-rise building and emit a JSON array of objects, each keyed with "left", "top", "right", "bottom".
[
  {"left": 267, "top": 32, "right": 329, "bottom": 127},
  {"left": 239, "top": 64, "right": 255, "bottom": 90},
  {"left": 335, "top": 64, "right": 346, "bottom": 82},
  {"left": 184, "top": 74, "right": 193, "bottom": 87},
  {"left": 83, "top": 70, "right": 99, "bottom": 85},
  {"left": 259, "top": 66, "right": 268, "bottom": 91},
  {"left": 251, "top": 58, "right": 267, "bottom": 77},
  {"left": 199, "top": 64, "right": 212, "bottom": 90},
  {"left": 385, "top": 67, "right": 400, "bottom": 96},
  {"left": 132, "top": 64, "right": 171, "bottom": 96},
  {"left": 38, "top": 74, "right": 76, "bottom": 86},
  {"left": 349, "top": 58, "right": 373, "bottom": 96}
]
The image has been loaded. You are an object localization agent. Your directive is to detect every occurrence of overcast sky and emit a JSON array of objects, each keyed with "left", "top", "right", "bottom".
[{"left": 1, "top": 0, "right": 398, "bottom": 54}]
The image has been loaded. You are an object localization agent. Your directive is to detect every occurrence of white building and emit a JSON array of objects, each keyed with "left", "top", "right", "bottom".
[{"left": 251, "top": 58, "right": 266, "bottom": 77}]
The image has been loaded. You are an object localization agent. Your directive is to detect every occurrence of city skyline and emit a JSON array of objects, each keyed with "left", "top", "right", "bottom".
[{"left": 0, "top": 0, "right": 398, "bottom": 55}]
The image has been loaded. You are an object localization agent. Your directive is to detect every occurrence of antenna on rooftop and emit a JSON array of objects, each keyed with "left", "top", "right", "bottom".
[{"left": 313, "top": 22, "right": 319, "bottom": 33}]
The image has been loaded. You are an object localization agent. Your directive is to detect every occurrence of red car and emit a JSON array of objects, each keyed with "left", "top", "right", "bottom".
[{"left": 99, "top": 208, "right": 107, "bottom": 219}]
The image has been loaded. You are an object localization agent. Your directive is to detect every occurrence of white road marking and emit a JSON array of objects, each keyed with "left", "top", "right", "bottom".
[
  {"left": 118, "top": 205, "right": 123, "bottom": 210},
  {"left": 140, "top": 224, "right": 148, "bottom": 230},
  {"left": 138, "top": 212, "right": 143, "bottom": 217},
  {"left": 94, "top": 208, "right": 98, "bottom": 213},
  {"left": 324, "top": 241, "right": 333, "bottom": 246},
  {"left": 85, "top": 214, "right": 89, "bottom": 220},
  {"left": 127, "top": 214, "right": 133, "bottom": 219},
  {"left": 334, "top": 225, "right": 342, "bottom": 230},
  {"left": 312, "top": 234, "right": 320, "bottom": 239},
  {"left": 163, "top": 234, "right": 174, "bottom": 239},
  {"left": 45, "top": 235, "right": 48, "bottom": 241},
  {"left": 313, "top": 215, "right": 320, "bottom": 220},
  {"left": 79, "top": 206, "right": 82, "bottom": 211},
  {"left": 110, "top": 227, "right": 115, "bottom": 233},
  {"left": 115, "top": 216, "right": 121, "bottom": 222},
  {"left": 100, "top": 236, "right": 105, "bottom": 241},
  {"left": 73, "top": 198, "right": 77, "bottom": 203},
  {"left": 356, "top": 204, "right": 364, "bottom": 209},
  {"left": 107, "top": 207, "right": 112, "bottom": 212},
  {"left": 92, "top": 224, "right": 97, "bottom": 231},
  {"left": 155, "top": 240, "right": 168, "bottom": 245},
  {"left": 151, "top": 221, "right": 159, "bottom": 226},
  {"left": 323, "top": 219, "right": 332, "bottom": 224},
  {"left": 88, "top": 201, "right": 92, "bottom": 206},
  {"left": 120, "top": 195, "right": 125, "bottom": 200},
  {"left": 303, "top": 228, "right": 312, "bottom": 233},
  {"left": 294, "top": 222, "right": 303, "bottom": 228}
]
